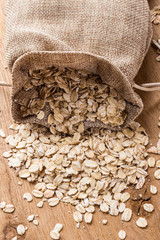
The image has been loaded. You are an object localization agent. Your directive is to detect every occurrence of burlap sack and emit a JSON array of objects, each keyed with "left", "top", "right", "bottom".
[{"left": 5, "top": 0, "right": 152, "bottom": 129}]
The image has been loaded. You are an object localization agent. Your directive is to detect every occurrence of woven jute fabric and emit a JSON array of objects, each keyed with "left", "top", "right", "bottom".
[{"left": 5, "top": 0, "right": 152, "bottom": 129}]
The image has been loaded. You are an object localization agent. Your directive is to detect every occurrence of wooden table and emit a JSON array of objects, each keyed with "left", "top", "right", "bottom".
[{"left": 0, "top": 0, "right": 160, "bottom": 239}]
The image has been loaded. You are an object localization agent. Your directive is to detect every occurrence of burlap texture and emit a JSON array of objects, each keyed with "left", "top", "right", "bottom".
[{"left": 5, "top": 0, "right": 152, "bottom": 129}]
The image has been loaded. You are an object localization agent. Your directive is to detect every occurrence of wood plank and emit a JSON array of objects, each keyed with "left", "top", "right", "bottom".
[{"left": 0, "top": 0, "right": 160, "bottom": 239}]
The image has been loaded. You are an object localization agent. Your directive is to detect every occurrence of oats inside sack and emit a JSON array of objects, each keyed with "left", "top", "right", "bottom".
[{"left": 19, "top": 66, "right": 127, "bottom": 134}]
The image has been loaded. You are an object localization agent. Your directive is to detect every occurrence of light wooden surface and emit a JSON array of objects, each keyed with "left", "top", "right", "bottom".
[{"left": 0, "top": 0, "right": 160, "bottom": 239}]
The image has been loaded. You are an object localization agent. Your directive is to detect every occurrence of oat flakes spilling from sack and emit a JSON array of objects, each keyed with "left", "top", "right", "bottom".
[
  {"left": 16, "top": 67, "right": 127, "bottom": 134},
  {"left": 4, "top": 122, "right": 149, "bottom": 227}
]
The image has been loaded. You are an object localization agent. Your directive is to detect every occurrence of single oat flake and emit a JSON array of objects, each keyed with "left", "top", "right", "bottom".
[
  {"left": 100, "top": 202, "right": 109, "bottom": 213},
  {"left": 143, "top": 203, "right": 154, "bottom": 213},
  {"left": 33, "top": 219, "right": 39, "bottom": 226},
  {"left": 23, "top": 192, "right": 33, "bottom": 202},
  {"left": 118, "top": 230, "right": 126, "bottom": 240},
  {"left": 136, "top": 217, "right": 148, "bottom": 228},
  {"left": 84, "top": 212, "right": 93, "bottom": 224},
  {"left": 118, "top": 203, "right": 126, "bottom": 213},
  {"left": 48, "top": 198, "right": 59, "bottom": 207},
  {"left": 37, "top": 201, "right": 44, "bottom": 208},
  {"left": 147, "top": 157, "right": 155, "bottom": 168},
  {"left": 102, "top": 219, "right": 108, "bottom": 225},
  {"left": 154, "top": 169, "right": 160, "bottom": 179},
  {"left": 73, "top": 211, "right": 83, "bottom": 223},
  {"left": 150, "top": 185, "right": 158, "bottom": 195},
  {"left": 76, "top": 204, "right": 86, "bottom": 214},
  {"left": 121, "top": 208, "right": 132, "bottom": 222},
  {"left": 17, "top": 224, "right": 26, "bottom": 236},
  {"left": 27, "top": 214, "right": 35, "bottom": 222},
  {"left": 32, "top": 189, "right": 44, "bottom": 198}
]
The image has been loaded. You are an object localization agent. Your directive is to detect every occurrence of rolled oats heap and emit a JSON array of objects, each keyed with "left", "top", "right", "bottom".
[
  {"left": 4, "top": 122, "right": 149, "bottom": 226},
  {"left": 17, "top": 66, "right": 127, "bottom": 133}
]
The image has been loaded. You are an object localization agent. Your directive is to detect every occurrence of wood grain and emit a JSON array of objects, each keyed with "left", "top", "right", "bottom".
[{"left": 0, "top": 0, "right": 160, "bottom": 239}]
